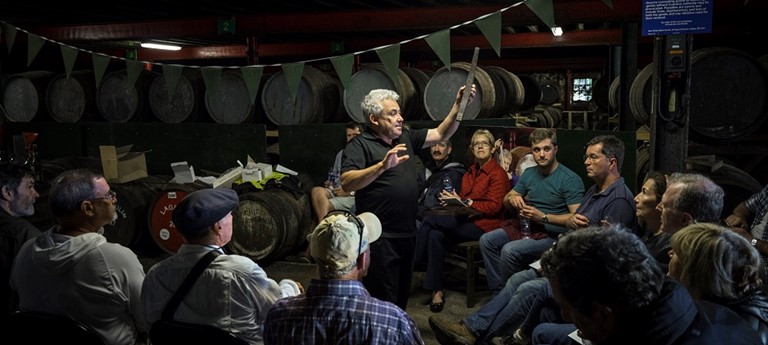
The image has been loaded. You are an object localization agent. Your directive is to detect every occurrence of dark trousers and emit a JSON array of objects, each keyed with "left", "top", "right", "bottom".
[
  {"left": 416, "top": 215, "right": 484, "bottom": 291},
  {"left": 363, "top": 236, "right": 416, "bottom": 310}
]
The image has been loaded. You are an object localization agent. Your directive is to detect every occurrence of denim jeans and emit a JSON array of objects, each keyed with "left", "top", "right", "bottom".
[
  {"left": 532, "top": 322, "right": 578, "bottom": 345},
  {"left": 463, "top": 269, "right": 544, "bottom": 344},
  {"left": 480, "top": 229, "right": 555, "bottom": 293}
]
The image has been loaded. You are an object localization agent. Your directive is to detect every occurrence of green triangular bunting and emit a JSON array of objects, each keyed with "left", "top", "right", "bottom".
[
  {"left": 92, "top": 54, "right": 111, "bottom": 87},
  {"left": 425, "top": 29, "right": 451, "bottom": 70},
  {"left": 161, "top": 64, "right": 184, "bottom": 99},
  {"left": 282, "top": 62, "right": 305, "bottom": 102},
  {"left": 201, "top": 67, "right": 222, "bottom": 98},
  {"left": 601, "top": 0, "right": 613, "bottom": 9},
  {"left": 27, "top": 33, "right": 45, "bottom": 67},
  {"left": 475, "top": 11, "right": 502, "bottom": 57},
  {"left": 61, "top": 45, "right": 79, "bottom": 79},
  {"left": 376, "top": 44, "right": 401, "bottom": 86},
  {"left": 525, "top": 0, "right": 556, "bottom": 29},
  {"left": 330, "top": 54, "right": 354, "bottom": 91},
  {"left": 125, "top": 60, "right": 144, "bottom": 95},
  {"left": 241, "top": 66, "right": 264, "bottom": 105},
  {"left": 4, "top": 24, "right": 16, "bottom": 54}
]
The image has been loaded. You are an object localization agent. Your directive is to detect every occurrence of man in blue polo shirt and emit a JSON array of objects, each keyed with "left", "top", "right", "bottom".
[
  {"left": 566, "top": 134, "right": 638, "bottom": 232},
  {"left": 430, "top": 134, "right": 638, "bottom": 345}
]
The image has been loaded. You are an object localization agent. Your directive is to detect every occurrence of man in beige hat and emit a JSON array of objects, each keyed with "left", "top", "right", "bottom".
[{"left": 263, "top": 211, "right": 424, "bottom": 344}]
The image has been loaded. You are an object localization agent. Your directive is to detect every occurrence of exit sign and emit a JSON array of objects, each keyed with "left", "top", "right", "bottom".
[{"left": 218, "top": 17, "right": 236, "bottom": 35}]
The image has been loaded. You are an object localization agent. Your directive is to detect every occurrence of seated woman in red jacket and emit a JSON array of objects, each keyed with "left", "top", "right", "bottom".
[{"left": 415, "top": 128, "right": 511, "bottom": 313}]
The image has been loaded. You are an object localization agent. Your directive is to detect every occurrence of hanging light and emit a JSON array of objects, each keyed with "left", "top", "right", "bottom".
[{"left": 140, "top": 42, "right": 182, "bottom": 51}]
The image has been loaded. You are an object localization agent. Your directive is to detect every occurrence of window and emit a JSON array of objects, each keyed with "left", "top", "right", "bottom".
[{"left": 572, "top": 78, "right": 593, "bottom": 102}]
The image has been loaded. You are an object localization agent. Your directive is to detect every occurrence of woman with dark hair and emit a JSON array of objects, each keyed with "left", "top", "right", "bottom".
[{"left": 635, "top": 171, "right": 670, "bottom": 269}]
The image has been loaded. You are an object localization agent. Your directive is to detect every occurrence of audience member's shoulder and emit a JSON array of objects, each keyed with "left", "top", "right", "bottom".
[
  {"left": 556, "top": 163, "right": 581, "bottom": 177},
  {"left": 682, "top": 300, "right": 763, "bottom": 345},
  {"left": 212, "top": 253, "right": 260, "bottom": 274}
]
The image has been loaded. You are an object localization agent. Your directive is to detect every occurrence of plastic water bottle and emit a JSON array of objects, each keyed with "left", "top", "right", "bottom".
[
  {"left": 520, "top": 214, "right": 531, "bottom": 239},
  {"left": 442, "top": 176, "right": 454, "bottom": 194},
  {"left": 328, "top": 168, "right": 339, "bottom": 189}
]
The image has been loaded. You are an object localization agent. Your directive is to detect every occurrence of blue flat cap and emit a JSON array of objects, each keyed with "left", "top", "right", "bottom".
[{"left": 173, "top": 188, "right": 239, "bottom": 237}]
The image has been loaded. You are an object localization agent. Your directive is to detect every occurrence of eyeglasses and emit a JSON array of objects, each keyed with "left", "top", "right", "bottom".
[
  {"left": 472, "top": 141, "right": 491, "bottom": 148},
  {"left": 583, "top": 154, "right": 605, "bottom": 162},
  {"left": 325, "top": 210, "right": 365, "bottom": 256},
  {"left": 90, "top": 190, "right": 117, "bottom": 202}
]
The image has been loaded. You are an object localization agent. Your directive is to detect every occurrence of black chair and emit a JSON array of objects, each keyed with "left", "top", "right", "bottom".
[
  {"left": 149, "top": 319, "right": 248, "bottom": 345},
  {"left": 8, "top": 310, "right": 105, "bottom": 344}
]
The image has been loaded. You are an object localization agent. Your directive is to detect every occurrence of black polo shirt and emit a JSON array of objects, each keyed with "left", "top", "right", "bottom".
[{"left": 342, "top": 126, "right": 427, "bottom": 238}]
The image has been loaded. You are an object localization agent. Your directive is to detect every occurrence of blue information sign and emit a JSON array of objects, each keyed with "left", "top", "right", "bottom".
[{"left": 642, "top": 0, "right": 713, "bottom": 36}]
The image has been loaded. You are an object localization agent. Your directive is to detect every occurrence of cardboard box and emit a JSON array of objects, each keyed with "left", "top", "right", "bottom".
[
  {"left": 170, "top": 161, "right": 196, "bottom": 184},
  {"left": 99, "top": 145, "right": 149, "bottom": 183},
  {"left": 213, "top": 166, "right": 242, "bottom": 189}
]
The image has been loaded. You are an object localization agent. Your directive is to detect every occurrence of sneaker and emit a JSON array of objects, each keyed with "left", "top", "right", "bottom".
[
  {"left": 428, "top": 315, "right": 477, "bottom": 345},
  {"left": 505, "top": 328, "right": 530, "bottom": 345}
]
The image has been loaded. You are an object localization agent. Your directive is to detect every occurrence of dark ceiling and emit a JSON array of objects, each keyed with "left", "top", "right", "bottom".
[{"left": 0, "top": 0, "right": 766, "bottom": 73}]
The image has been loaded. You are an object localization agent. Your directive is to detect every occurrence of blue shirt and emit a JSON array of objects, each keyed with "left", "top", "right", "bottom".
[
  {"left": 575, "top": 177, "right": 638, "bottom": 232},
  {"left": 263, "top": 279, "right": 424, "bottom": 345},
  {"left": 514, "top": 163, "right": 585, "bottom": 234}
]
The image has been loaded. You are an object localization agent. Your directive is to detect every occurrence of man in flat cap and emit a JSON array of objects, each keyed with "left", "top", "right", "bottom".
[
  {"left": 263, "top": 211, "right": 424, "bottom": 345},
  {"left": 142, "top": 188, "right": 301, "bottom": 345}
]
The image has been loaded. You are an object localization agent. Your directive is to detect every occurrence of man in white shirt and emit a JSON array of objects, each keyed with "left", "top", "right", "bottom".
[{"left": 142, "top": 188, "right": 301, "bottom": 345}]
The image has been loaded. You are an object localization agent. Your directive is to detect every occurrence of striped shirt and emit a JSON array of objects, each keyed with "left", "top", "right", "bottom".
[{"left": 262, "top": 279, "right": 424, "bottom": 345}]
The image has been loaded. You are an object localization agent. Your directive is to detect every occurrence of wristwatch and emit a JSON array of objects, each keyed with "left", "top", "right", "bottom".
[
  {"left": 752, "top": 238, "right": 759, "bottom": 247},
  {"left": 542, "top": 214, "right": 549, "bottom": 224}
]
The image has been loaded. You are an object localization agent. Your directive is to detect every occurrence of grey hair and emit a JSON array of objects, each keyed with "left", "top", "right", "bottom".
[
  {"left": 361, "top": 89, "right": 400, "bottom": 120},
  {"left": 667, "top": 173, "right": 724, "bottom": 222},
  {"left": 49, "top": 169, "right": 104, "bottom": 217},
  {"left": 316, "top": 260, "right": 357, "bottom": 279}
]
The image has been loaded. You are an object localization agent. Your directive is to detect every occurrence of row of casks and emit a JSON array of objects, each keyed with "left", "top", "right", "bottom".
[
  {"left": 30, "top": 161, "right": 311, "bottom": 262},
  {"left": 1, "top": 64, "right": 560, "bottom": 126},
  {"left": 595, "top": 47, "right": 768, "bottom": 142}
]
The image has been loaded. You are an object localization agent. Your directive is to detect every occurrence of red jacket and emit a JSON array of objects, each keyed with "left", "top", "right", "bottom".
[{"left": 460, "top": 158, "right": 511, "bottom": 232}]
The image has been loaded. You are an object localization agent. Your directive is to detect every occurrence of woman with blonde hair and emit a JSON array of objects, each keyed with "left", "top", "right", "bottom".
[{"left": 669, "top": 223, "right": 768, "bottom": 344}]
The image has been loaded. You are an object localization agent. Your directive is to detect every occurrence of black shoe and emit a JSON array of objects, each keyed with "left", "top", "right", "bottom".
[{"left": 430, "top": 290, "right": 445, "bottom": 313}]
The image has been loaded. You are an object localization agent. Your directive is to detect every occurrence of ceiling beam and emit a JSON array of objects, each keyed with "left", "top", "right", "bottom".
[
  {"left": 29, "top": 2, "right": 641, "bottom": 42},
  {"left": 132, "top": 29, "right": 627, "bottom": 62}
]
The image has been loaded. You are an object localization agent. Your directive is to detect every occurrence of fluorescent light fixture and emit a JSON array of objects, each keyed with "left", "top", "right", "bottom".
[
  {"left": 140, "top": 42, "right": 181, "bottom": 51},
  {"left": 551, "top": 26, "right": 563, "bottom": 36}
]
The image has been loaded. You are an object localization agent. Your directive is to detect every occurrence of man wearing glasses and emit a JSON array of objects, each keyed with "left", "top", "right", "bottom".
[
  {"left": 566, "top": 135, "right": 638, "bottom": 232},
  {"left": 11, "top": 169, "right": 148, "bottom": 345}
]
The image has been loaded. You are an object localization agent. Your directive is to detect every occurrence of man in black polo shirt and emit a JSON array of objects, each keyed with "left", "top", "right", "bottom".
[{"left": 340, "top": 86, "right": 475, "bottom": 309}]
